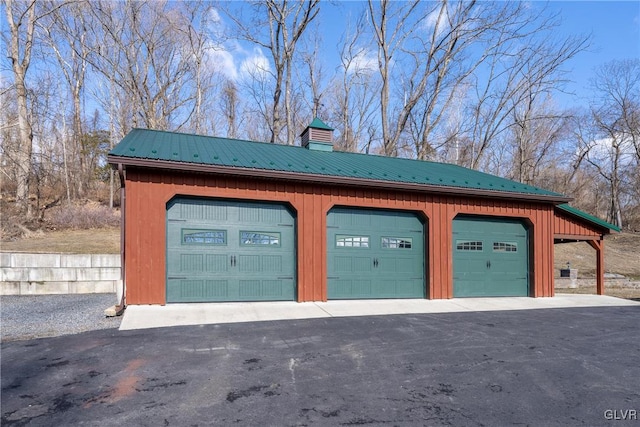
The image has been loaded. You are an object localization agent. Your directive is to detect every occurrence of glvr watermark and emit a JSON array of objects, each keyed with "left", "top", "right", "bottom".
[{"left": 604, "top": 409, "right": 637, "bottom": 421}]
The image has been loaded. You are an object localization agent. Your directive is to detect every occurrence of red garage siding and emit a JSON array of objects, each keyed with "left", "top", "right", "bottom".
[
  {"left": 554, "top": 211, "right": 603, "bottom": 239},
  {"left": 123, "top": 169, "right": 556, "bottom": 305}
]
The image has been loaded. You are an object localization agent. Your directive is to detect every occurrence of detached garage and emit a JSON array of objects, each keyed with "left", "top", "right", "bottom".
[{"left": 108, "top": 119, "right": 619, "bottom": 305}]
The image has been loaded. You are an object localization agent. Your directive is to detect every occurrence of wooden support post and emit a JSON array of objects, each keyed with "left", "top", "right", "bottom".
[{"left": 587, "top": 239, "right": 604, "bottom": 295}]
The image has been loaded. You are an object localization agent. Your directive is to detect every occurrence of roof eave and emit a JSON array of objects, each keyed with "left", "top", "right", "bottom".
[
  {"left": 108, "top": 155, "right": 571, "bottom": 204},
  {"left": 555, "top": 204, "right": 620, "bottom": 233}
]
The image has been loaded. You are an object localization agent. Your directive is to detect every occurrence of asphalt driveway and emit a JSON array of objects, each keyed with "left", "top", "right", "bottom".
[{"left": 2, "top": 305, "right": 639, "bottom": 426}]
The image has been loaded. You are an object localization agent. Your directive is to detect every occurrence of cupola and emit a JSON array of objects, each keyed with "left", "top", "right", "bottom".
[{"left": 301, "top": 118, "right": 334, "bottom": 152}]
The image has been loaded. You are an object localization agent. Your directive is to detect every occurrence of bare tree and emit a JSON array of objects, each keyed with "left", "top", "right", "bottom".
[
  {"left": 574, "top": 113, "right": 627, "bottom": 228},
  {"left": 367, "top": 0, "right": 420, "bottom": 156},
  {"left": 240, "top": 61, "right": 277, "bottom": 142},
  {"left": 225, "top": 0, "right": 320, "bottom": 144},
  {"left": 269, "top": 0, "right": 320, "bottom": 145},
  {"left": 462, "top": 4, "right": 587, "bottom": 170},
  {"left": 508, "top": 94, "right": 570, "bottom": 185},
  {"left": 40, "top": 0, "right": 92, "bottom": 198},
  {"left": 574, "top": 59, "right": 640, "bottom": 228},
  {"left": 88, "top": 0, "right": 198, "bottom": 131},
  {"left": 14, "top": 88, "right": 66, "bottom": 209},
  {"left": 591, "top": 59, "right": 640, "bottom": 165},
  {"left": 220, "top": 79, "right": 239, "bottom": 139},
  {"left": 0, "top": 83, "right": 20, "bottom": 193},
  {"left": 298, "top": 28, "right": 327, "bottom": 120},
  {"left": 406, "top": 0, "right": 486, "bottom": 160},
  {"left": 4, "top": 0, "right": 38, "bottom": 216},
  {"left": 185, "top": 2, "right": 213, "bottom": 134},
  {"left": 363, "top": 0, "right": 585, "bottom": 164},
  {"left": 329, "top": 12, "right": 379, "bottom": 152},
  {"left": 3, "top": 0, "right": 72, "bottom": 216}
]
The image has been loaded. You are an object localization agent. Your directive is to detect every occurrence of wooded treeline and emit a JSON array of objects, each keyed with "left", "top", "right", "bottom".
[{"left": 2, "top": 0, "right": 639, "bottom": 230}]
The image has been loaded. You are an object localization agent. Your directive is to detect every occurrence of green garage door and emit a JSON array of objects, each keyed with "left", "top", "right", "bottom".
[
  {"left": 453, "top": 216, "right": 529, "bottom": 297},
  {"left": 166, "top": 198, "right": 296, "bottom": 302},
  {"left": 327, "top": 208, "right": 425, "bottom": 299}
]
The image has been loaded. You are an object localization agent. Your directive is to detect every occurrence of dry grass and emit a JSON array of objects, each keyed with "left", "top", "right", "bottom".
[
  {"left": 1, "top": 197, "right": 121, "bottom": 254},
  {"left": 0, "top": 228, "right": 120, "bottom": 254},
  {"left": 46, "top": 203, "right": 120, "bottom": 229}
]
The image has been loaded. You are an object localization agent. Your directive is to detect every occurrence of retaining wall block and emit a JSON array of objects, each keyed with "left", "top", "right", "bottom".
[
  {"left": 12, "top": 253, "right": 61, "bottom": 268},
  {"left": 0, "top": 268, "right": 28, "bottom": 282},
  {"left": 76, "top": 267, "right": 121, "bottom": 281},
  {"left": 0, "top": 253, "right": 11, "bottom": 268},
  {"left": 60, "top": 254, "right": 92, "bottom": 268},
  {"left": 1, "top": 252, "right": 122, "bottom": 295},
  {"left": 28, "top": 267, "right": 77, "bottom": 282},
  {"left": 91, "top": 254, "right": 121, "bottom": 268},
  {"left": 69, "top": 281, "right": 118, "bottom": 294},
  {"left": 20, "top": 281, "right": 70, "bottom": 295},
  {"left": 0, "top": 282, "right": 21, "bottom": 295}
]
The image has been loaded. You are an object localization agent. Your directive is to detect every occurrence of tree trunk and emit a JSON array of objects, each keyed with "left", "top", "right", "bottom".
[
  {"left": 14, "top": 73, "right": 33, "bottom": 217},
  {"left": 285, "top": 60, "right": 294, "bottom": 145},
  {"left": 271, "top": 71, "right": 283, "bottom": 143},
  {"left": 5, "top": 0, "right": 36, "bottom": 218},
  {"left": 73, "top": 84, "right": 85, "bottom": 197}
]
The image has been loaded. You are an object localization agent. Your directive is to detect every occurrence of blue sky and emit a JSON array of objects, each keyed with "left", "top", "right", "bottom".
[
  {"left": 211, "top": 1, "right": 639, "bottom": 111},
  {"left": 323, "top": 1, "right": 640, "bottom": 109},
  {"left": 2, "top": 1, "right": 638, "bottom": 113},
  {"left": 541, "top": 1, "right": 640, "bottom": 107}
]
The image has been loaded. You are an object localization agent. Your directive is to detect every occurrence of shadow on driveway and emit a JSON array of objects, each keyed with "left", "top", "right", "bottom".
[{"left": 2, "top": 306, "right": 639, "bottom": 426}]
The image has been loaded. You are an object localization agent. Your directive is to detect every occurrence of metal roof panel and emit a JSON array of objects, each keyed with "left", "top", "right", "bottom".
[
  {"left": 110, "top": 128, "right": 565, "bottom": 199},
  {"left": 555, "top": 204, "right": 620, "bottom": 232}
]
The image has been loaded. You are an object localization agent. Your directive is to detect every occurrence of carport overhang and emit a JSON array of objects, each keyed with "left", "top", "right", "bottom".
[{"left": 554, "top": 204, "right": 621, "bottom": 295}]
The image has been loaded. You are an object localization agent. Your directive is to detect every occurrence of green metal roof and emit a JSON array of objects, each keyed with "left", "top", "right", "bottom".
[
  {"left": 109, "top": 128, "right": 567, "bottom": 200},
  {"left": 556, "top": 203, "right": 620, "bottom": 232}
]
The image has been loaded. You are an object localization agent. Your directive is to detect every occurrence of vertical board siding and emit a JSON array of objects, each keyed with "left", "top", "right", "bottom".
[
  {"left": 124, "top": 169, "right": 557, "bottom": 304},
  {"left": 554, "top": 212, "right": 602, "bottom": 237}
]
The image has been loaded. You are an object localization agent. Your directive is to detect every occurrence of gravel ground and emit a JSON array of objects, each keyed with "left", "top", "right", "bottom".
[{"left": 0, "top": 294, "right": 122, "bottom": 342}]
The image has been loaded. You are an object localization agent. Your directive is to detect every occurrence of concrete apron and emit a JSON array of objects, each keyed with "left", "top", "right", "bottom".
[{"left": 119, "top": 294, "right": 640, "bottom": 331}]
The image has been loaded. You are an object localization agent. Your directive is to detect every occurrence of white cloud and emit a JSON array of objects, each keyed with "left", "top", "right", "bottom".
[
  {"left": 345, "top": 48, "right": 378, "bottom": 75},
  {"left": 206, "top": 8, "right": 225, "bottom": 39},
  {"left": 202, "top": 9, "right": 272, "bottom": 83},
  {"left": 209, "top": 7, "right": 222, "bottom": 23},
  {"left": 204, "top": 42, "right": 272, "bottom": 83},
  {"left": 585, "top": 136, "right": 635, "bottom": 169},
  {"left": 207, "top": 45, "right": 239, "bottom": 81},
  {"left": 239, "top": 47, "right": 272, "bottom": 81},
  {"left": 422, "top": 5, "right": 449, "bottom": 38}
]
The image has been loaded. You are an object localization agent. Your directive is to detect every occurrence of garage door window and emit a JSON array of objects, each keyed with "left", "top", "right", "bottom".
[
  {"left": 382, "top": 237, "right": 412, "bottom": 249},
  {"left": 336, "top": 235, "right": 370, "bottom": 248},
  {"left": 493, "top": 242, "right": 517, "bottom": 252},
  {"left": 182, "top": 229, "right": 226, "bottom": 245},
  {"left": 240, "top": 231, "right": 281, "bottom": 246},
  {"left": 456, "top": 240, "right": 483, "bottom": 251}
]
